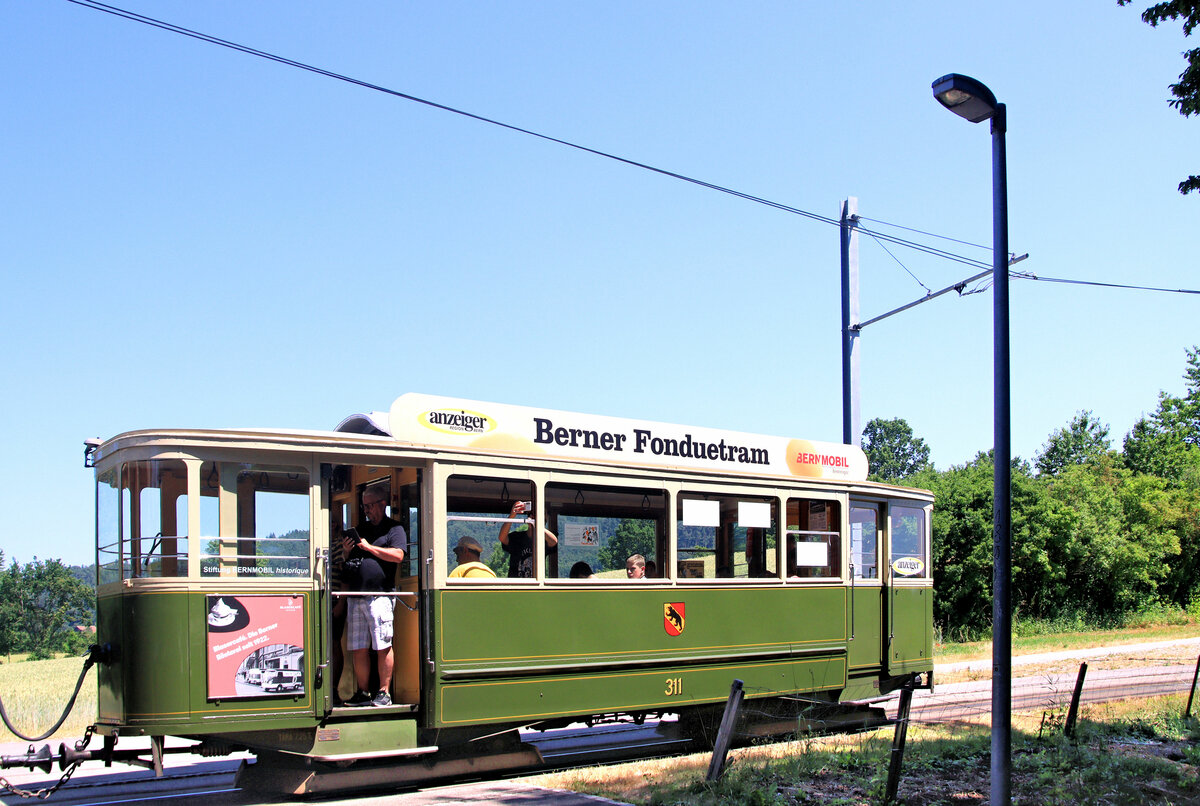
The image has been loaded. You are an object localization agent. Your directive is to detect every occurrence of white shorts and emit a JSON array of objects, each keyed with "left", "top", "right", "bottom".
[{"left": 347, "top": 596, "right": 394, "bottom": 651}]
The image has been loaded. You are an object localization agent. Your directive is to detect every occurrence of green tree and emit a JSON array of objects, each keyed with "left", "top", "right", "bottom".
[
  {"left": 1040, "top": 457, "right": 1180, "bottom": 618},
  {"left": 484, "top": 540, "right": 510, "bottom": 576},
  {"left": 910, "top": 452, "right": 1052, "bottom": 636},
  {"left": 0, "top": 552, "right": 15, "bottom": 657},
  {"left": 1035, "top": 410, "right": 1112, "bottom": 476},
  {"left": 597, "top": 519, "right": 655, "bottom": 573},
  {"left": 0, "top": 558, "right": 95, "bottom": 658},
  {"left": 861, "top": 417, "right": 931, "bottom": 482},
  {"left": 1145, "top": 461, "right": 1200, "bottom": 605},
  {"left": 907, "top": 459, "right": 994, "bottom": 635},
  {"left": 1124, "top": 346, "right": 1200, "bottom": 479},
  {"left": 1118, "top": 1, "right": 1200, "bottom": 193}
]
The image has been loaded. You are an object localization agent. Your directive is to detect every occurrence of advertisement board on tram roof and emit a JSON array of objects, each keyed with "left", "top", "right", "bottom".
[{"left": 381, "top": 393, "right": 868, "bottom": 482}]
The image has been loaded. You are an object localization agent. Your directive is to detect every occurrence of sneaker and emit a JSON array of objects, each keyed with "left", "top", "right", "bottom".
[
  {"left": 345, "top": 690, "right": 372, "bottom": 707},
  {"left": 371, "top": 691, "right": 392, "bottom": 707}
]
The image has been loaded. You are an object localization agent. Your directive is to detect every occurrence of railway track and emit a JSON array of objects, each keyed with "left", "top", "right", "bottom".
[
  {"left": 0, "top": 760, "right": 244, "bottom": 806},
  {"left": 4, "top": 663, "right": 1195, "bottom": 805},
  {"left": 892, "top": 662, "right": 1199, "bottom": 723}
]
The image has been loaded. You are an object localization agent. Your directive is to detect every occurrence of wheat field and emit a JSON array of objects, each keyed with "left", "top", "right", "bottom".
[{"left": 0, "top": 656, "right": 98, "bottom": 743}]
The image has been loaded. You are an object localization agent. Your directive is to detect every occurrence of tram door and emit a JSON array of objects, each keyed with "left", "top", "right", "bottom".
[
  {"left": 884, "top": 503, "right": 933, "bottom": 673},
  {"left": 847, "top": 503, "right": 884, "bottom": 671},
  {"left": 326, "top": 465, "right": 423, "bottom": 708}
]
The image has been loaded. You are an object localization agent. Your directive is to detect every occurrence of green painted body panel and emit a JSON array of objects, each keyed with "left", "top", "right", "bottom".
[
  {"left": 434, "top": 586, "right": 850, "bottom": 726},
  {"left": 846, "top": 585, "right": 883, "bottom": 672},
  {"left": 96, "top": 595, "right": 125, "bottom": 724},
  {"left": 888, "top": 586, "right": 933, "bottom": 673},
  {"left": 440, "top": 656, "right": 845, "bottom": 726},
  {"left": 840, "top": 676, "right": 884, "bottom": 702},
  {"left": 94, "top": 590, "right": 318, "bottom": 735},
  {"left": 95, "top": 583, "right": 931, "bottom": 744},
  {"left": 210, "top": 716, "right": 418, "bottom": 756}
]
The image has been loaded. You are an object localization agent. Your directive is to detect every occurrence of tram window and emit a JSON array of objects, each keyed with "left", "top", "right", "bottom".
[
  {"left": 543, "top": 482, "right": 666, "bottom": 580},
  {"left": 393, "top": 474, "right": 421, "bottom": 579},
  {"left": 889, "top": 505, "right": 928, "bottom": 579},
  {"left": 446, "top": 476, "right": 538, "bottom": 580},
  {"left": 850, "top": 505, "right": 879, "bottom": 580},
  {"left": 786, "top": 499, "right": 840, "bottom": 579},
  {"left": 96, "top": 468, "right": 120, "bottom": 585},
  {"left": 677, "top": 493, "right": 778, "bottom": 580},
  {"left": 118, "top": 460, "right": 189, "bottom": 579},
  {"left": 199, "top": 464, "right": 310, "bottom": 578}
]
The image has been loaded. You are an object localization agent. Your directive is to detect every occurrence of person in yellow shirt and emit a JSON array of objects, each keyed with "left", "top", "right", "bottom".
[{"left": 449, "top": 536, "right": 497, "bottom": 578}]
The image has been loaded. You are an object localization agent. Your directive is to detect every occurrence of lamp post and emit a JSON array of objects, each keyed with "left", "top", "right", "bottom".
[{"left": 931, "top": 73, "right": 1011, "bottom": 806}]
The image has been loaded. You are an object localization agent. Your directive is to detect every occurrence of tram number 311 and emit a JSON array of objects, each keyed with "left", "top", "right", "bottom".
[{"left": 665, "top": 677, "right": 684, "bottom": 696}]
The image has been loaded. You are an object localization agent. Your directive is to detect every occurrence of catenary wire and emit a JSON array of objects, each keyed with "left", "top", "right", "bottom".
[
  {"left": 864, "top": 231, "right": 933, "bottom": 295},
  {"left": 1012, "top": 272, "right": 1200, "bottom": 295},
  {"left": 61, "top": 1, "right": 1200, "bottom": 298},
  {"left": 64, "top": 0, "right": 842, "bottom": 225},
  {"left": 65, "top": 0, "right": 992, "bottom": 267},
  {"left": 856, "top": 215, "right": 992, "bottom": 253}
]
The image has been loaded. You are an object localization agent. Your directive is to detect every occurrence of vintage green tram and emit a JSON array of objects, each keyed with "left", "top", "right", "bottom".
[{"left": 85, "top": 393, "right": 933, "bottom": 789}]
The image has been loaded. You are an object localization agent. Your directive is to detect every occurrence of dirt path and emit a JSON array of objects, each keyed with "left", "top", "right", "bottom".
[{"left": 936, "top": 638, "right": 1200, "bottom": 671}]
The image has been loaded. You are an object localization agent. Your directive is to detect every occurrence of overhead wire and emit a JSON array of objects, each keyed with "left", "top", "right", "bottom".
[
  {"left": 61, "top": 0, "right": 1200, "bottom": 299},
  {"left": 1012, "top": 272, "right": 1200, "bottom": 295},
  {"left": 863, "top": 231, "right": 933, "bottom": 295},
  {"left": 856, "top": 214, "right": 992, "bottom": 253},
  {"left": 64, "top": 0, "right": 844, "bottom": 227},
  {"left": 64, "top": 0, "right": 985, "bottom": 266}
]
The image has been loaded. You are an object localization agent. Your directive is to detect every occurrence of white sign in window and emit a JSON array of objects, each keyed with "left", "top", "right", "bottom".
[
  {"left": 738, "top": 501, "right": 771, "bottom": 528},
  {"left": 564, "top": 522, "right": 600, "bottom": 547},
  {"left": 681, "top": 499, "right": 720, "bottom": 527},
  {"left": 794, "top": 540, "right": 828, "bottom": 567}
]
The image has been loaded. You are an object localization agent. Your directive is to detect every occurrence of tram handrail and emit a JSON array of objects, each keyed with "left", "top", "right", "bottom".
[
  {"left": 446, "top": 515, "right": 533, "bottom": 524},
  {"left": 197, "top": 552, "right": 309, "bottom": 560},
  {"left": 332, "top": 591, "right": 417, "bottom": 598}
]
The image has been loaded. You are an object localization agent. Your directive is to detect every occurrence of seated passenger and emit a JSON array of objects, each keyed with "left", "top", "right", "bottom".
[
  {"left": 626, "top": 554, "right": 646, "bottom": 579},
  {"left": 644, "top": 559, "right": 658, "bottom": 579},
  {"left": 498, "top": 501, "right": 558, "bottom": 577},
  {"left": 569, "top": 561, "right": 596, "bottom": 579},
  {"left": 449, "top": 536, "right": 497, "bottom": 578}
]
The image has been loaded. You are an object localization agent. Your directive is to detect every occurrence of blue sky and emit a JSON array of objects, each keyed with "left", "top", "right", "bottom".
[{"left": 2, "top": 1, "right": 1196, "bottom": 566}]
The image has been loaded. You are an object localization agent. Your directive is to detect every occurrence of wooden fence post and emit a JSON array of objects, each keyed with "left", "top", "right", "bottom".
[
  {"left": 883, "top": 679, "right": 915, "bottom": 805},
  {"left": 1065, "top": 662, "right": 1088, "bottom": 738},
  {"left": 706, "top": 679, "right": 744, "bottom": 783},
  {"left": 1185, "top": 655, "right": 1200, "bottom": 719}
]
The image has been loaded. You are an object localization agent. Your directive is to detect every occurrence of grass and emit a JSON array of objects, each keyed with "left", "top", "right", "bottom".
[
  {"left": 934, "top": 617, "right": 1200, "bottom": 664},
  {"left": 0, "top": 654, "right": 97, "bottom": 743},
  {"left": 530, "top": 620, "right": 1200, "bottom": 804},
  {"left": 532, "top": 697, "right": 1200, "bottom": 804}
]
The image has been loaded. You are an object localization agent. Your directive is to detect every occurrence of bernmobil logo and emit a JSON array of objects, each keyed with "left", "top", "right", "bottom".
[
  {"left": 794, "top": 451, "right": 850, "bottom": 468},
  {"left": 421, "top": 409, "right": 496, "bottom": 436}
]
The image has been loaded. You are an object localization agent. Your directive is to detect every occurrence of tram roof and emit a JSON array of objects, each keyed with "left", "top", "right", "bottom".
[{"left": 93, "top": 394, "right": 880, "bottom": 487}]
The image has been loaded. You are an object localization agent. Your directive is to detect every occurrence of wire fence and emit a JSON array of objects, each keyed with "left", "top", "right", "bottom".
[
  {"left": 700, "top": 652, "right": 1200, "bottom": 803},
  {"left": 892, "top": 655, "right": 1199, "bottom": 725}
]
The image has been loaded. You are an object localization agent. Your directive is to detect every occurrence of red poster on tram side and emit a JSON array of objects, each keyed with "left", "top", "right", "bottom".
[{"left": 205, "top": 594, "right": 305, "bottom": 700}]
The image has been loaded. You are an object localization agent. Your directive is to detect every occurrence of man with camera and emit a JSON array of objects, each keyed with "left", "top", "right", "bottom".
[
  {"left": 497, "top": 500, "right": 558, "bottom": 578},
  {"left": 341, "top": 486, "right": 407, "bottom": 707}
]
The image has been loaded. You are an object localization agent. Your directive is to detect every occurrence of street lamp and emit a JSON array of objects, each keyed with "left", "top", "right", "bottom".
[{"left": 932, "top": 73, "right": 1011, "bottom": 806}]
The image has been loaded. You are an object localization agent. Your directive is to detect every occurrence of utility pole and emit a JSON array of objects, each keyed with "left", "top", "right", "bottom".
[
  {"left": 838, "top": 195, "right": 1011, "bottom": 450},
  {"left": 840, "top": 197, "right": 861, "bottom": 447}
]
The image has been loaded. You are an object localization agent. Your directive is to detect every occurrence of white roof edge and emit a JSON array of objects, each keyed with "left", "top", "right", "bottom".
[{"left": 334, "top": 410, "right": 392, "bottom": 436}]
